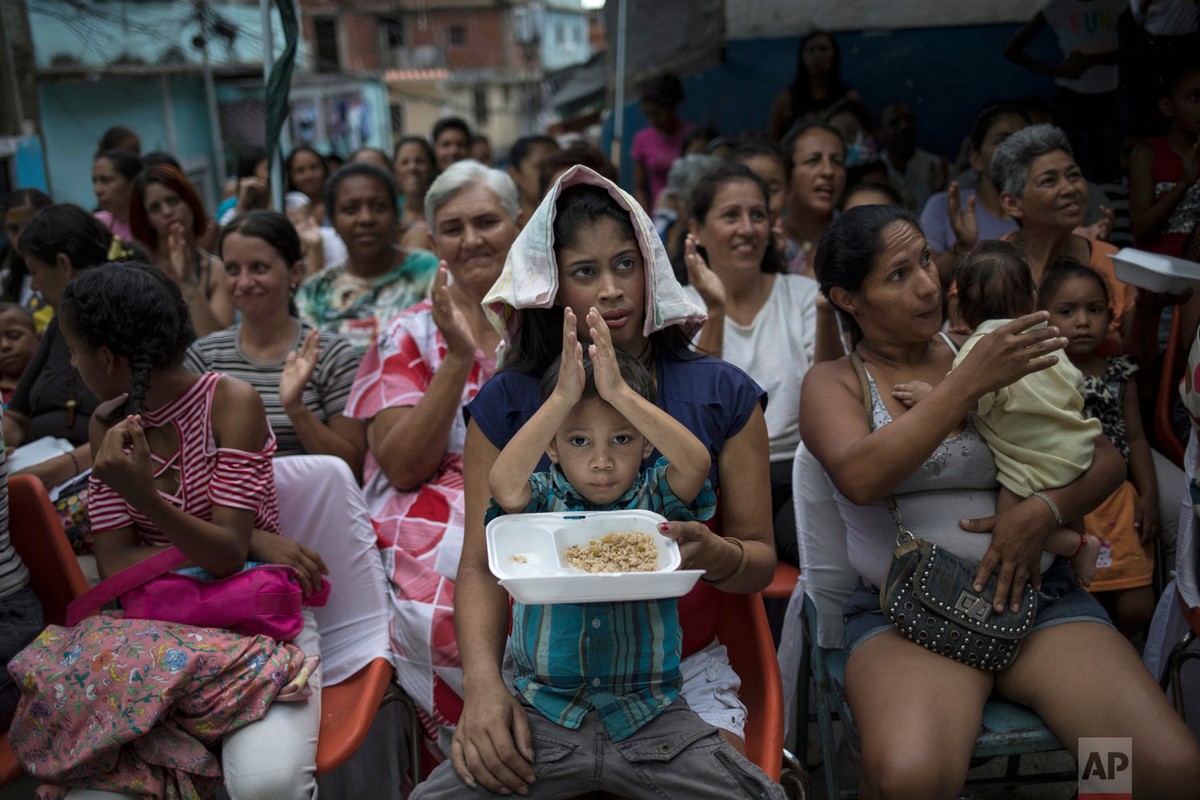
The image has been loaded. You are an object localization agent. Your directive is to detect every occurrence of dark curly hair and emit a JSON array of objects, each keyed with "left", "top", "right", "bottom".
[{"left": 59, "top": 261, "right": 196, "bottom": 422}]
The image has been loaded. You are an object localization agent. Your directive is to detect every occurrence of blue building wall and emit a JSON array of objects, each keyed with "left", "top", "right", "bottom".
[
  {"left": 39, "top": 76, "right": 215, "bottom": 209},
  {"left": 608, "top": 23, "right": 1065, "bottom": 189},
  {"left": 542, "top": 6, "right": 591, "bottom": 72}
]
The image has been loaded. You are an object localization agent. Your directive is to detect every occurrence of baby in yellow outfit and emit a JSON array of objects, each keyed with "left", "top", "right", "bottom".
[{"left": 898, "top": 241, "right": 1103, "bottom": 584}]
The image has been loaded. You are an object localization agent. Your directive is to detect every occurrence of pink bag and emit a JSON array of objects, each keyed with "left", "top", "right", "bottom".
[{"left": 65, "top": 547, "right": 330, "bottom": 641}]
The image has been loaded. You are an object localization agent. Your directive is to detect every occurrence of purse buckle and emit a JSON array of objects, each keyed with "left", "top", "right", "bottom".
[{"left": 955, "top": 590, "right": 992, "bottom": 623}]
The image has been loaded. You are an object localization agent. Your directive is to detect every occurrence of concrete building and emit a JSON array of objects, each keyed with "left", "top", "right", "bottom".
[{"left": 298, "top": 0, "right": 545, "bottom": 156}]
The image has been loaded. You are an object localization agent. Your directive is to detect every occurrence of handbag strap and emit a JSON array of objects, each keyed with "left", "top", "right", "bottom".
[
  {"left": 848, "top": 351, "right": 913, "bottom": 546},
  {"left": 65, "top": 547, "right": 189, "bottom": 626}
]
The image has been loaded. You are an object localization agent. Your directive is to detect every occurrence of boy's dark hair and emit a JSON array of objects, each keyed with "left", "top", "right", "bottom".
[
  {"left": 432, "top": 116, "right": 472, "bottom": 144},
  {"left": 732, "top": 139, "right": 793, "bottom": 180},
  {"left": 59, "top": 261, "right": 196, "bottom": 422},
  {"left": 843, "top": 180, "right": 904, "bottom": 207},
  {"left": 953, "top": 240, "right": 1036, "bottom": 331},
  {"left": 236, "top": 146, "right": 268, "bottom": 179},
  {"left": 508, "top": 135, "right": 560, "bottom": 170},
  {"left": 0, "top": 302, "right": 34, "bottom": 328},
  {"left": 1037, "top": 257, "right": 1110, "bottom": 310},
  {"left": 540, "top": 348, "right": 656, "bottom": 405},
  {"left": 537, "top": 143, "right": 620, "bottom": 195}
]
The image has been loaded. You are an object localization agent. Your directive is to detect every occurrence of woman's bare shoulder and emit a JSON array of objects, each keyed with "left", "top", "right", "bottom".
[{"left": 802, "top": 356, "right": 864, "bottom": 406}]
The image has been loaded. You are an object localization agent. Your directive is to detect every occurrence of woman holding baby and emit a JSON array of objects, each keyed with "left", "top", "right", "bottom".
[{"left": 800, "top": 204, "right": 1199, "bottom": 798}]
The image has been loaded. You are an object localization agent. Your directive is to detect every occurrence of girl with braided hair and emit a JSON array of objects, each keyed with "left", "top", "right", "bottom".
[{"left": 59, "top": 262, "right": 326, "bottom": 799}]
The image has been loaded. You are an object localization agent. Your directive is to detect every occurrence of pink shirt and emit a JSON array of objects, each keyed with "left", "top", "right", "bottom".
[
  {"left": 630, "top": 123, "right": 693, "bottom": 209},
  {"left": 89, "top": 373, "right": 280, "bottom": 546},
  {"left": 94, "top": 210, "right": 132, "bottom": 243}
]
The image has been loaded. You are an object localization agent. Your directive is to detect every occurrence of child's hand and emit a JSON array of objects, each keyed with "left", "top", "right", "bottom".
[
  {"left": 93, "top": 415, "right": 157, "bottom": 506},
  {"left": 893, "top": 380, "right": 933, "bottom": 408},
  {"left": 553, "top": 308, "right": 585, "bottom": 404},
  {"left": 586, "top": 307, "right": 627, "bottom": 403},
  {"left": 1134, "top": 492, "right": 1160, "bottom": 546},
  {"left": 1075, "top": 205, "right": 1115, "bottom": 241}
]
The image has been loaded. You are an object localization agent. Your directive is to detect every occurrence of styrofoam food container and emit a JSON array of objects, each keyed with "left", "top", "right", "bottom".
[
  {"left": 1112, "top": 248, "right": 1200, "bottom": 294},
  {"left": 486, "top": 509, "right": 704, "bottom": 604}
]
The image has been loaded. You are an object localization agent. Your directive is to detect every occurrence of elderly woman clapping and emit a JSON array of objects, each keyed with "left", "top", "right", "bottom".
[{"left": 342, "top": 160, "right": 520, "bottom": 752}]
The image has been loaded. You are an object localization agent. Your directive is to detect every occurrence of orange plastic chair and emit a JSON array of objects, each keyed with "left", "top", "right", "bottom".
[
  {"left": 314, "top": 657, "right": 397, "bottom": 776},
  {"left": 713, "top": 590, "right": 784, "bottom": 782},
  {"left": 0, "top": 476, "right": 92, "bottom": 784},
  {"left": 1157, "top": 310, "right": 1186, "bottom": 469},
  {"left": 765, "top": 562, "right": 801, "bottom": 601}
]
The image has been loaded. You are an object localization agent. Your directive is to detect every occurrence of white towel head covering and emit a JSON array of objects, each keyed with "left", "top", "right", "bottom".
[{"left": 482, "top": 165, "right": 706, "bottom": 354}]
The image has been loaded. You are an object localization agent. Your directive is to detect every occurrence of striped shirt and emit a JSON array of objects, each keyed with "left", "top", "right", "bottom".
[
  {"left": 0, "top": 429, "right": 30, "bottom": 598},
  {"left": 485, "top": 458, "right": 716, "bottom": 741},
  {"left": 184, "top": 321, "right": 360, "bottom": 457},
  {"left": 88, "top": 372, "right": 280, "bottom": 546}
]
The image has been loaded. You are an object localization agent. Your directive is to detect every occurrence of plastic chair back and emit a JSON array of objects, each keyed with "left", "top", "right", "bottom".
[
  {"left": 8, "top": 475, "right": 88, "bottom": 624},
  {"left": 714, "top": 590, "right": 783, "bottom": 781},
  {"left": 1, "top": 475, "right": 91, "bottom": 785}
]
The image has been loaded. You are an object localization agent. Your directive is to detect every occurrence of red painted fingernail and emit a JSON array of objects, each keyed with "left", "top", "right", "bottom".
[{"left": 658, "top": 522, "right": 670, "bottom": 532}]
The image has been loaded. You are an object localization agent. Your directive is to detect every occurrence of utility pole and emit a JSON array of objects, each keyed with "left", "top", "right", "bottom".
[{"left": 195, "top": 0, "right": 227, "bottom": 188}]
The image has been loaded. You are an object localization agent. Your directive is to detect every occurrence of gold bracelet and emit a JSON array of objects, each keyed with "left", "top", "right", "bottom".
[
  {"left": 702, "top": 536, "right": 750, "bottom": 587},
  {"left": 66, "top": 450, "right": 80, "bottom": 475}
]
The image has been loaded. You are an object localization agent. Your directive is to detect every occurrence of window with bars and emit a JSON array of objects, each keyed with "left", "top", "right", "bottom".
[{"left": 313, "top": 17, "right": 338, "bottom": 73}]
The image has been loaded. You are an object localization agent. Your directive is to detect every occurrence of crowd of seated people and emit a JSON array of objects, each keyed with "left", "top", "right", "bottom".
[{"left": 0, "top": 26, "right": 1199, "bottom": 799}]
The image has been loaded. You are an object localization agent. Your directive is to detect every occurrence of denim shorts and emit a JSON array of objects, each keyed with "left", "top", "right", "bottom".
[{"left": 842, "top": 556, "right": 1112, "bottom": 656}]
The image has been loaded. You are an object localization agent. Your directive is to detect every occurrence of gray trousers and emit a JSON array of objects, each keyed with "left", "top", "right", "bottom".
[{"left": 411, "top": 698, "right": 786, "bottom": 800}]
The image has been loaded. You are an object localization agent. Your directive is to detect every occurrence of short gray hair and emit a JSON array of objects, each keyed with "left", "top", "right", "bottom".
[
  {"left": 425, "top": 159, "right": 520, "bottom": 234},
  {"left": 664, "top": 154, "right": 723, "bottom": 211},
  {"left": 990, "top": 123, "right": 1074, "bottom": 198}
]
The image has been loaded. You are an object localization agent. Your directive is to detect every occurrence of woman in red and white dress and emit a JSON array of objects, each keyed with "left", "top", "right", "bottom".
[{"left": 345, "top": 160, "right": 520, "bottom": 755}]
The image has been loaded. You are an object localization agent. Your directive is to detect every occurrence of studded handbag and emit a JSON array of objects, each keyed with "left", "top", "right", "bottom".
[{"left": 849, "top": 352, "right": 1038, "bottom": 671}]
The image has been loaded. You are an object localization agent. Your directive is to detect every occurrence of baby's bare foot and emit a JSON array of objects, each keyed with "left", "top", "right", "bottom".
[{"left": 1071, "top": 534, "right": 1102, "bottom": 587}]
